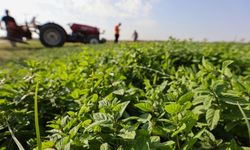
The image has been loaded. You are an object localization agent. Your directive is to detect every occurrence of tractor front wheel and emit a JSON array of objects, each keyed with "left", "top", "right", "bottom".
[
  {"left": 88, "top": 36, "right": 99, "bottom": 44},
  {"left": 39, "top": 23, "right": 66, "bottom": 47}
]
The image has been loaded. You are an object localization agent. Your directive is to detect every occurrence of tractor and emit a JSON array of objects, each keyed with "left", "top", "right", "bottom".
[
  {"left": 1, "top": 18, "right": 106, "bottom": 47},
  {"left": 37, "top": 23, "right": 106, "bottom": 47}
]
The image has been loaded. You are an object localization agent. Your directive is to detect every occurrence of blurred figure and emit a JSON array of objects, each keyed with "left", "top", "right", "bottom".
[
  {"left": 31, "top": 17, "right": 39, "bottom": 29},
  {"left": 132, "top": 30, "right": 138, "bottom": 42},
  {"left": 0, "top": 9, "right": 17, "bottom": 47},
  {"left": 114, "top": 22, "right": 121, "bottom": 43}
]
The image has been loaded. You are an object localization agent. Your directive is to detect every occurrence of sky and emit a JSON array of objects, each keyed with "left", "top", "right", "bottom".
[{"left": 0, "top": 0, "right": 250, "bottom": 41}]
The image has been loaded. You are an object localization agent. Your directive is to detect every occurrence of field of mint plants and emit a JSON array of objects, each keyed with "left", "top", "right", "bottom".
[{"left": 0, "top": 40, "right": 250, "bottom": 149}]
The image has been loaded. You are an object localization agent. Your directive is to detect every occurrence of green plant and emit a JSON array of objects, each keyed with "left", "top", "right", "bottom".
[{"left": 0, "top": 40, "right": 250, "bottom": 149}]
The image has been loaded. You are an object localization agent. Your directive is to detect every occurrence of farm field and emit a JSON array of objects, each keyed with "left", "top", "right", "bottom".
[
  {"left": 0, "top": 40, "right": 119, "bottom": 66},
  {"left": 0, "top": 39, "right": 250, "bottom": 149}
]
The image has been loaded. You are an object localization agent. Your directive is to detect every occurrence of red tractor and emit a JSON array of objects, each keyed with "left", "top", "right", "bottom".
[
  {"left": 38, "top": 23, "right": 106, "bottom": 47},
  {"left": 1, "top": 19, "right": 106, "bottom": 47}
]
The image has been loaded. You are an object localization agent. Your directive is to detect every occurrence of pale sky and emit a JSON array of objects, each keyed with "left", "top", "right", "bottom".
[{"left": 0, "top": 0, "right": 250, "bottom": 41}]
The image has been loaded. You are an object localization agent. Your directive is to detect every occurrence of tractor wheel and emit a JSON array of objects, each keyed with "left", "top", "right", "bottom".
[
  {"left": 88, "top": 36, "right": 99, "bottom": 44},
  {"left": 39, "top": 23, "right": 66, "bottom": 47}
]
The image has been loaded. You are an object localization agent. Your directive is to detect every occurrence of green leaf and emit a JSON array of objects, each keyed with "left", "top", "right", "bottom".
[
  {"left": 222, "top": 60, "right": 234, "bottom": 69},
  {"left": 70, "top": 89, "right": 81, "bottom": 99},
  {"left": 204, "top": 129, "right": 216, "bottom": 142},
  {"left": 224, "top": 68, "right": 232, "bottom": 78},
  {"left": 193, "top": 95, "right": 208, "bottom": 105},
  {"left": 138, "top": 113, "right": 152, "bottom": 123},
  {"left": 206, "top": 108, "right": 220, "bottom": 130},
  {"left": 93, "top": 113, "right": 112, "bottom": 122},
  {"left": 192, "top": 105, "right": 205, "bottom": 115},
  {"left": 81, "top": 119, "right": 92, "bottom": 127},
  {"left": 78, "top": 105, "right": 90, "bottom": 117},
  {"left": 158, "top": 140, "right": 175, "bottom": 149},
  {"left": 144, "top": 79, "right": 152, "bottom": 91},
  {"left": 91, "top": 94, "right": 99, "bottom": 103},
  {"left": 100, "top": 143, "right": 110, "bottom": 150},
  {"left": 152, "top": 126, "right": 167, "bottom": 137},
  {"left": 222, "top": 60, "right": 233, "bottom": 77},
  {"left": 118, "top": 129, "right": 136, "bottom": 140},
  {"left": 113, "top": 89, "right": 125, "bottom": 95},
  {"left": 202, "top": 57, "right": 214, "bottom": 71},
  {"left": 67, "top": 111, "right": 75, "bottom": 117},
  {"left": 0, "top": 99, "right": 6, "bottom": 105},
  {"left": 183, "top": 128, "right": 205, "bottom": 150},
  {"left": 150, "top": 136, "right": 160, "bottom": 143},
  {"left": 63, "top": 118, "right": 77, "bottom": 132},
  {"left": 133, "top": 129, "right": 150, "bottom": 150},
  {"left": 84, "top": 120, "right": 107, "bottom": 132},
  {"left": 47, "top": 123, "right": 60, "bottom": 129},
  {"left": 172, "top": 123, "right": 186, "bottom": 137},
  {"left": 94, "top": 78, "right": 103, "bottom": 89},
  {"left": 135, "top": 103, "right": 153, "bottom": 113},
  {"left": 113, "top": 101, "right": 130, "bottom": 120},
  {"left": 182, "top": 111, "right": 198, "bottom": 133},
  {"left": 203, "top": 97, "right": 213, "bottom": 109},
  {"left": 220, "top": 94, "right": 248, "bottom": 106},
  {"left": 85, "top": 113, "right": 112, "bottom": 132},
  {"left": 41, "top": 141, "right": 55, "bottom": 149},
  {"left": 69, "top": 123, "right": 81, "bottom": 138},
  {"left": 228, "top": 139, "right": 240, "bottom": 150},
  {"left": 165, "top": 103, "right": 182, "bottom": 115},
  {"left": 64, "top": 141, "right": 71, "bottom": 150},
  {"left": 231, "top": 79, "right": 247, "bottom": 92},
  {"left": 159, "top": 81, "right": 168, "bottom": 92},
  {"left": 182, "top": 101, "right": 193, "bottom": 110},
  {"left": 213, "top": 81, "right": 226, "bottom": 96},
  {"left": 178, "top": 92, "right": 193, "bottom": 104}
]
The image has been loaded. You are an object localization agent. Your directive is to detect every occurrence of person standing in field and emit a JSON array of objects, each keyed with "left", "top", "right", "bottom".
[
  {"left": 132, "top": 30, "right": 138, "bottom": 42},
  {"left": 114, "top": 22, "right": 121, "bottom": 43},
  {"left": 0, "top": 9, "right": 17, "bottom": 47}
]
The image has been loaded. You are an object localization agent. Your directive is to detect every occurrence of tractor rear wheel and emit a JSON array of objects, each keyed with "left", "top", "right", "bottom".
[{"left": 39, "top": 23, "right": 66, "bottom": 47}]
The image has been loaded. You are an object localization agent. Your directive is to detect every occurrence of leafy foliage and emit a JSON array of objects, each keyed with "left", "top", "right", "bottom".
[{"left": 0, "top": 40, "right": 250, "bottom": 149}]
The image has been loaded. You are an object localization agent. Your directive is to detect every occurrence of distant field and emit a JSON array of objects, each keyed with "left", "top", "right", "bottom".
[
  {"left": 0, "top": 40, "right": 86, "bottom": 66},
  {"left": 1, "top": 39, "right": 250, "bottom": 149},
  {"left": 0, "top": 39, "right": 128, "bottom": 66}
]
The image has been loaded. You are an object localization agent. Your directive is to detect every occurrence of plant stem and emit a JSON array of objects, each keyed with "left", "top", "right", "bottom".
[
  {"left": 237, "top": 102, "right": 250, "bottom": 146},
  {"left": 7, "top": 122, "right": 25, "bottom": 150},
  {"left": 176, "top": 135, "right": 181, "bottom": 150},
  {"left": 34, "top": 82, "right": 42, "bottom": 150}
]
